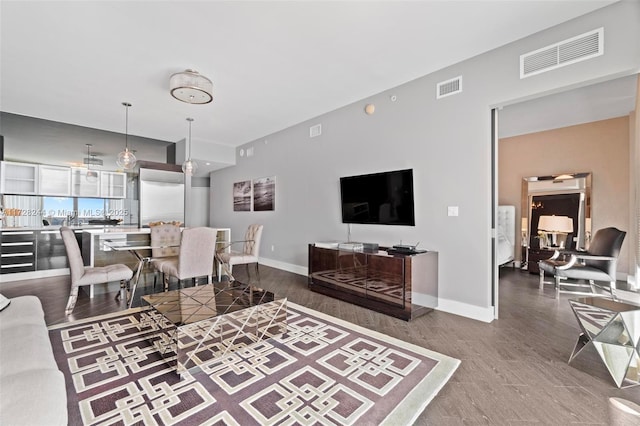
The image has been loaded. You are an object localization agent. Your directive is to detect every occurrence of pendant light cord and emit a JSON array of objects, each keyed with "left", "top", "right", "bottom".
[
  {"left": 187, "top": 117, "right": 194, "bottom": 159},
  {"left": 123, "top": 102, "right": 132, "bottom": 150}
]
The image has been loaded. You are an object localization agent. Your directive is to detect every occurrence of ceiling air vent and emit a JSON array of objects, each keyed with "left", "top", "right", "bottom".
[
  {"left": 309, "top": 123, "right": 322, "bottom": 138},
  {"left": 436, "top": 76, "right": 462, "bottom": 99},
  {"left": 520, "top": 27, "right": 603, "bottom": 79}
]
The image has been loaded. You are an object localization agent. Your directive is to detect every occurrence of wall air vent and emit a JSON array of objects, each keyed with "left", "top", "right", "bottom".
[
  {"left": 436, "top": 76, "right": 462, "bottom": 99},
  {"left": 309, "top": 123, "right": 322, "bottom": 138},
  {"left": 520, "top": 27, "right": 603, "bottom": 79}
]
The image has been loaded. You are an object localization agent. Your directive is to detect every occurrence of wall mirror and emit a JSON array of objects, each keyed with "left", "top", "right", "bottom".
[{"left": 521, "top": 172, "right": 592, "bottom": 253}]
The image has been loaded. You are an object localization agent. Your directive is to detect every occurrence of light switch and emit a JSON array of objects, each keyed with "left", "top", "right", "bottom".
[{"left": 448, "top": 206, "right": 459, "bottom": 217}]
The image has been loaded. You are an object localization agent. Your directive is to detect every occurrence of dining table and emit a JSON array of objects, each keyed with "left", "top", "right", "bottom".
[
  {"left": 102, "top": 239, "right": 177, "bottom": 307},
  {"left": 103, "top": 237, "right": 233, "bottom": 308}
]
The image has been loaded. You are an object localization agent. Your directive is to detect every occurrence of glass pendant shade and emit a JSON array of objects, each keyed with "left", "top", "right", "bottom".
[
  {"left": 182, "top": 117, "right": 197, "bottom": 176},
  {"left": 116, "top": 147, "right": 137, "bottom": 170},
  {"left": 182, "top": 159, "right": 198, "bottom": 175},
  {"left": 170, "top": 69, "right": 213, "bottom": 104},
  {"left": 86, "top": 170, "right": 99, "bottom": 183},
  {"left": 117, "top": 102, "right": 137, "bottom": 170}
]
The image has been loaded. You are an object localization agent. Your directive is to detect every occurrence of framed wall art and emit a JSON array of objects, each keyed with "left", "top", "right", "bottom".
[
  {"left": 233, "top": 180, "right": 252, "bottom": 211},
  {"left": 253, "top": 176, "right": 275, "bottom": 211}
]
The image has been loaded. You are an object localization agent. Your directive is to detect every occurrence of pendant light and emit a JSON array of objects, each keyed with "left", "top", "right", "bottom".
[
  {"left": 116, "top": 102, "right": 137, "bottom": 170},
  {"left": 182, "top": 117, "right": 198, "bottom": 176},
  {"left": 85, "top": 144, "right": 99, "bottom": 182}
]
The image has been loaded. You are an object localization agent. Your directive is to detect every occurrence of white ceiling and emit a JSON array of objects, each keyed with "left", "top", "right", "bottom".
[{"left": 0, "top": 0, "right": 625, "bottom": 172}]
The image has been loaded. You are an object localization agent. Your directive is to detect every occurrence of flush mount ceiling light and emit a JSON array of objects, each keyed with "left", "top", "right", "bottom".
[
  {"left": 84, "top": 144, "right": 99, "bottom": 182},
  {"left": 182, "top": 117, "right": 198, "bottom": 176},
  {"left": 116, "top": 102, "right": 137, "bottom": 170},
  {"left": 170, "top": 69, "right": 213, "bottom": 104}
]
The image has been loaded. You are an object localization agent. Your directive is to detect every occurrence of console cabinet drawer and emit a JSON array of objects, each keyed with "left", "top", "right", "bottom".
[{"left": 1, "top": 231, "right": 36, "bottom": 273}]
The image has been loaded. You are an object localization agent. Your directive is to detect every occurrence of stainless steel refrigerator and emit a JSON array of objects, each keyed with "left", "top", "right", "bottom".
[{"left": 138, "top": 168, "right": 185, "bottom": 226}]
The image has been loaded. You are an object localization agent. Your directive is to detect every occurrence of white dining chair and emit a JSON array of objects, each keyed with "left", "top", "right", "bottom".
[
  {"left": 151, "top": 227, "right": 217, "bottom": 291},
  {"left": 60, "top": 226, "right": 133, "bottom": 314},
  {"left": 217, "top": 224, "right": 263, "bottom": 283}
]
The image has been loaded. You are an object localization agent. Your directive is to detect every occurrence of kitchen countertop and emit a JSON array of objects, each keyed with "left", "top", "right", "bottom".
[
  {"left": 83, "top": 227, "right": 151, "bottom": 235},
  {"left": 0, "top": 225, "right": 141, "bottom": 232}
]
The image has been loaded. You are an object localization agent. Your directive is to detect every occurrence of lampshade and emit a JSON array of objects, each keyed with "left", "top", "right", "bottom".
[
  {"left": 538, "top": 215, "right": 573, "bottom": 233},
  {"left": 170, "top": 69, "right": 213, "bottom": 104},
  {"left": 182, "top": 118, "right": 198, "bottom": 176},
  {"left": 85, "top": 144, "right": 99, "bottom": 182},
  {"left": 83, "top": 155, "right": 103, "bottom": 166},
  {"left": 116, "top": 102, "right": 137, "bottom": 170}
]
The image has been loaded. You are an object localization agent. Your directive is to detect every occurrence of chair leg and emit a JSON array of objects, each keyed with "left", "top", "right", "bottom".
[
  {"left": 163, "top": 273, "right": 169, "bottom": 292},
  {"left": 255, "top": 263, "right": 260, "bottom": 284},
  {"left": 65, "top": 286, "right": 79, "bottom": 315},
  {"left": 555, "top": 275, "right": 561, "bottom": 299},
  {"left": 610, "top": 281, "right": 617, "bottom": 300},
  {"left": 126, "top": 279, "right": 136, "bottom": 309},
  {"left": 115, "top": 281, "right": 125, "bottom": 301},
  {"left": 539, "top": 269, "right": 544, "bottom": 290}
]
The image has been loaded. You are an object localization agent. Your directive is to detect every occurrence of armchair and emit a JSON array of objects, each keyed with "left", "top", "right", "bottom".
[
  {"left": 538, "top": 227, "right": 626, "bottom": 299},
  {"left": 216, "top": 224, "right": 263, "bottom": 283}
]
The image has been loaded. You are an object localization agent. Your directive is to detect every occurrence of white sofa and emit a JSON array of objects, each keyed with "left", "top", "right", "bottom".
[{"left": 0, "top": 295, "right": 67, "bottom": 425}]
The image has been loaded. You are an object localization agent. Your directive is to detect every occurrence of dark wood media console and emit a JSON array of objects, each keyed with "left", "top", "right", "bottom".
[{"left": 308, "top": 244, "right": 438, "bottom": 321}]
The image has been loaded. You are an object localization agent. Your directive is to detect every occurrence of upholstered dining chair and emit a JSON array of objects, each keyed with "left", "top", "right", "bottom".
[
  {"left": 148, "top": 222, "right": 181, "bottom": 284},
  {"left": 151, "top": 227, "right": 217, "bottom": 291},
  {"left": 538, "top": 227, "right": 626, "bottom": 299},
  {"left": 126, "top": 222, "right": 182, "bottom": 307},
  {"left": 217, "top": 224, "right": 263, "bottom": 283},
  {"left": 60, "top": 226, "right": 133, "bottom": 315}
]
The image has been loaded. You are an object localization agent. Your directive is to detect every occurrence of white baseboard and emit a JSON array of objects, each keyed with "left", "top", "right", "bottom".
[
  {"left": 259, "top": 257, "right": 308, "bottom": 277},
  {"left": 0, "top": 268, "right": 69, "bottom": 283},
  {"left": 434, "top": 297, "right": 495, "bottom": 323},
  {"left": 260, "top": 258, "right": 494, "bottom": 323}
]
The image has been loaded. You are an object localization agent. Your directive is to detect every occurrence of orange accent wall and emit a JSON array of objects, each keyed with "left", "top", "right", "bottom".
[{"left": 499, "top": 116, "right": 630, "bottom": 273}]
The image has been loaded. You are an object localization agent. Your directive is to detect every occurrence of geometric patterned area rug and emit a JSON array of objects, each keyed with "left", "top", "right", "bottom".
[{"left": 48, "top": 303, "right": 460, "bottom": 425}]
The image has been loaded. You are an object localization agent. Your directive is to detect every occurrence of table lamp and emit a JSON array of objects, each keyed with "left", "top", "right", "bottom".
[{"left": 538, "top": 215, "right": 573, "bottom": 248}]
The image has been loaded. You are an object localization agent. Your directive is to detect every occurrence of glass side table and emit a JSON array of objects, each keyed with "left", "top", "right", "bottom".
[{"left": 568, "top": 297, "right": 640, "bottom": 388}]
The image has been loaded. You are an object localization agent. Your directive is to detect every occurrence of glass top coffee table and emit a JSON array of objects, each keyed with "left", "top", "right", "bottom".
[{"left": 141, "top": 281, "right": 287, "bottom": 376}]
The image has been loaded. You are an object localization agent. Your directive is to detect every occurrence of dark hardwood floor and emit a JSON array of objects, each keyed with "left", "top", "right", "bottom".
[{"left": 2, "top": 266, "right": 637, "bottom": 424}]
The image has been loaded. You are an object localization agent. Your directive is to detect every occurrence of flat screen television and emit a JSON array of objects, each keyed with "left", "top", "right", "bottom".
[{"left": 340, "top": 168, "right": 415, "bottom": 226}]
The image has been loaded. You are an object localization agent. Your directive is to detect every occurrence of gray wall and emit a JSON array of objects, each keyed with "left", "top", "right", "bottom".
[{"left": 210, "top": 2, "right": 640, "bottom": 321}]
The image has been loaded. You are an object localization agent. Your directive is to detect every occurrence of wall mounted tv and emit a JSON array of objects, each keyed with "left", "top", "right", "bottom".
[{"left": 340, "top": 168, "right": 415, "bottom": 226}]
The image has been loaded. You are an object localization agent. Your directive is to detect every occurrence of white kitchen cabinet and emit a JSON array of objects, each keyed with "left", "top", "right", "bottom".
[
  {"left": 0, "top": 161, "right": 39, "bottom": 195},
  {"left": 100, "top": 171, "right": 126, "bottom": 198},
  {"left": 71, "top": 167, "right": 101, "bottom": 197},
  {"left": 38, "top": 165, "right": 71, "bottom": 196}
]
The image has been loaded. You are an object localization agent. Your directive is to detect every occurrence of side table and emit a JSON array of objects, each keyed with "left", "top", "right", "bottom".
[{"left": 568, "top": 297, "right": 640, "bottom": 388}]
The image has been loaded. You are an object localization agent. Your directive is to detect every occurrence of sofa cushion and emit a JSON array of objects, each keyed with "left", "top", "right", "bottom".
[
  {"left": 0, "top": 294, "right": 45, "bottom": 330},
  {"left": 0, "top": 369, "right": 67, "bottom": 426},
  {"left": 0, "top": 323, "right": 58, "bottom": 377}
]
